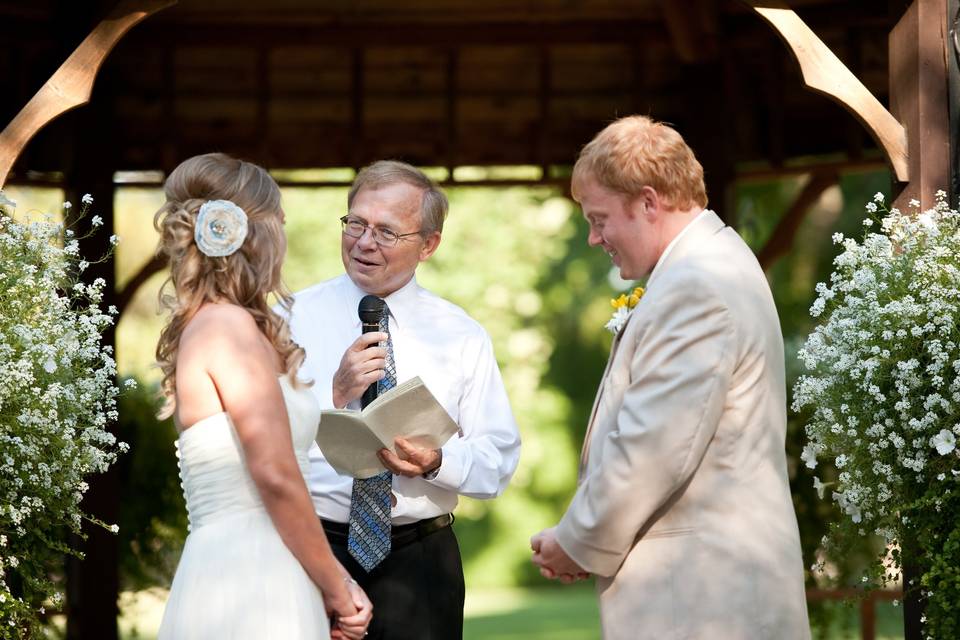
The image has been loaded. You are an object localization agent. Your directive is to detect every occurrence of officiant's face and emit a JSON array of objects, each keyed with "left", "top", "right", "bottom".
[
  {"left": 342, "top": 182, "right": 441, "bottom": 297},
  {"left": 578, "top": 176, "right": 659, "bottom": 280}
]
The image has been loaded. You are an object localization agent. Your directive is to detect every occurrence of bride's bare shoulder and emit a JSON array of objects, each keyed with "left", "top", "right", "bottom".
[{"left": 182, "top": 303, "right": 258, "bottom": 341}]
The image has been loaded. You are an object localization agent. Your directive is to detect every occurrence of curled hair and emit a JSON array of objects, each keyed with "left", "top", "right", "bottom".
[
  {"left": 154, "top": 153, "right": 305, "bottom": 418},
  {"left": 572, "top": 115, "right": 708, "bottom": 211},
  {"left": 348, "top": 160, "right": 448, "bottom": 235}
]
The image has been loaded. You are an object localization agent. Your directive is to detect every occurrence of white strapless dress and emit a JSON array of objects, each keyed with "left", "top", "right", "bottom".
[{"left": 158, "top": 376, "right": 329, "bottom": 640}]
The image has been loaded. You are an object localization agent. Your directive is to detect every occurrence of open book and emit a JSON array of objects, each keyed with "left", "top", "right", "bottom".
[{"left": 315, "top": 376, "right": 460, "bottom": 479}]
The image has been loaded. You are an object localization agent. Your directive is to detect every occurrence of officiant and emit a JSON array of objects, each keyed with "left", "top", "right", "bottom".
[{"left": 285, "top": 160, "right": 521, "bottom": 640}]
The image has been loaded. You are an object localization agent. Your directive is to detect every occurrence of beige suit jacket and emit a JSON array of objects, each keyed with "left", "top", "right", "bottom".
[{"left": 556, "top": 211, "right": 809, "bottom": 639}]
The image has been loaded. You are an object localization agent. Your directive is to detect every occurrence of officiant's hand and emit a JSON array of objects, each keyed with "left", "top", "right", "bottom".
[
  {"left": 531, "top": 527, "right": 590, "bottom": 584},
  {"left": 332, "top": 333, "right": 388, "bottom": 408},
  {"left": 378, "top": 437, "right": 441, "bottom": 477}
]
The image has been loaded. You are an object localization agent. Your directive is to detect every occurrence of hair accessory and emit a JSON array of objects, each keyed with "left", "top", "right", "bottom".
[{"left": 194, "top": 199, "right": 248, "bottom": 257}]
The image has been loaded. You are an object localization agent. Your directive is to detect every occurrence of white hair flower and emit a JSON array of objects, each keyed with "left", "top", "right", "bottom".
[{"left": 194, "top": 199, "right": 248, "bottom": 257}]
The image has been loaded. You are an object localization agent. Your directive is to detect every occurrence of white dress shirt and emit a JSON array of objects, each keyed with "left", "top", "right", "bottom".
[{"left": 287, "top": 274, "right": 521, "bottom": 525}]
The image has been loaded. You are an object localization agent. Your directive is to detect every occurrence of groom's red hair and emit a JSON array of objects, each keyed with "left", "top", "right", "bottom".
[{"left": 572, "top": 115, "right": 707, "bottom": 211}]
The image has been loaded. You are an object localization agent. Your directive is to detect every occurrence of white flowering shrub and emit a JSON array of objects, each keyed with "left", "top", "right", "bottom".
[
  {"left": 0, "top": 194, "right": 129, "bottom": 636},
  {"left": 794, "top": 191, "right": 960, "bottom": 637}
]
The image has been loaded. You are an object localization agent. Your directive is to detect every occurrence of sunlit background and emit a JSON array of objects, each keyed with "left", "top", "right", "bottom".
[{"left": 6, "top": 164, "right": 905, "bottom": 639}]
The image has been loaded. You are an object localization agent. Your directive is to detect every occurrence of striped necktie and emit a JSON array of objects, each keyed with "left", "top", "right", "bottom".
[{"left": 347, "top": 311, "right": 396, "bottom": 572}]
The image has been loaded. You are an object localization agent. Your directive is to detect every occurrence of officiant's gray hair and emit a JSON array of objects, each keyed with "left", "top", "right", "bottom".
[{"left": 348, "top": 160, "right": 449, "bottom": 236}]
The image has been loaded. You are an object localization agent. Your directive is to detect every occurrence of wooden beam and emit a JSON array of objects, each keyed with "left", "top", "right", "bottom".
[
  {"left": 117, "top": 254, "right": 167, "bottom": 317},
  {"left": 890, "top": 0, "right": 950, "bottom": 211},
  {"left": 756, "top": 170, "right": 838, "bottom": 270},
  {"left": 660, "top": 0, "right": 718, "bottom": 64},
  {"left": 742, "top": 0, "right": 909, "bottom": 182},
  {"left": 0, "top": 0, "right": 176, "bottom": 188}
]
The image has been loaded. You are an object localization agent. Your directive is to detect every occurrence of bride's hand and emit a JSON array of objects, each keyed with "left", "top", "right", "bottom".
[
  {"left": 334, "top": 578, "right": 373, "bottom": 640},
  {"left": 325, "top": 582, "right": 359, "bottom": 640}
]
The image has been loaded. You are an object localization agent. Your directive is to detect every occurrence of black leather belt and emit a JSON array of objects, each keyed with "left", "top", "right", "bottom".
[{"left": 321, "top": 513, "right": 454, "bottom": 550}]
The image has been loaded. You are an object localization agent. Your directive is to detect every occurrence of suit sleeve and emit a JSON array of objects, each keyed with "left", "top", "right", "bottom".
[{"left": 555, "top": 273, "right": 736, "bottom": 576}]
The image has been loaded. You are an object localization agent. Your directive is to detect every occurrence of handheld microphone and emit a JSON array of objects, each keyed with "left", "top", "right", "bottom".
[{"left": 358, "top": 295, "right": 386, "bottom": 408}]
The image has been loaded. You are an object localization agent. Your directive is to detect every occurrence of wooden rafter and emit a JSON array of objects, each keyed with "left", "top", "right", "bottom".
[
  {"left": 742, "top": 0, "right": 909, "bottom": 182},
  {"left": 757, "top": 170, "right": 838, "bottom": 270},
  {"left": 0, "top": 0, "right": 176, "bottom": 188}
]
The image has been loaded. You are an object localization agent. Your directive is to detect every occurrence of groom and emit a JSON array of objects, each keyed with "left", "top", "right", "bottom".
[{"left": 530, "top": 116, "right": 810, "bottom": 639}]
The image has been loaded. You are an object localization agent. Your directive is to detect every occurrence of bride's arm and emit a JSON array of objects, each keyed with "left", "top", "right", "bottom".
[{"left": 180, "top": 304, "right": 369, "bottom": 631}]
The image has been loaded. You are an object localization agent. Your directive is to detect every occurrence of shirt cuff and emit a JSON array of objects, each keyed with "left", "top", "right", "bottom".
[
  {"left": 423, "top": 439, "right": 464, "bottom": 491},
  {"left": 421, "top": 449, "right": 442, "bottom": 480}
]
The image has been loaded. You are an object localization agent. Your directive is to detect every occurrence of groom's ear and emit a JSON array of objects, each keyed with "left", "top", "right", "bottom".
[{"left": 631, "top": 185, "right": 660, "bottom": 220}]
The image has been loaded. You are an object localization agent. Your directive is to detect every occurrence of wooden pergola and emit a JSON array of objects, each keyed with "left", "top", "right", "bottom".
[{"left": 0, "top": 1, "right": 954, "bottom": 638}]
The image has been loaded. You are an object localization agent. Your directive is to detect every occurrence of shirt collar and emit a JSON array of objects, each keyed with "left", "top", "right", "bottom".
[
  {"left": 647, "top": 208, "right": 711, "bottom": 284},
  {"left": 345, "top": 274, "right": 420, "bottom": 330}
]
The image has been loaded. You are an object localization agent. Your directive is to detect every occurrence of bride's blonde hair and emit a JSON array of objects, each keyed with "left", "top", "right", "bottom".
[{"left": 154, "top": 153, "right": 305, "bottom": 418}]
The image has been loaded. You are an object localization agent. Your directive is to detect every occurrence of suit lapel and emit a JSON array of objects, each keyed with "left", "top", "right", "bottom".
[
  {"left": 578, "top": 311, "right": 633, "bottom": 477},
  {"left": 577, "top": 211, "right": 726, "bottom": 478}
]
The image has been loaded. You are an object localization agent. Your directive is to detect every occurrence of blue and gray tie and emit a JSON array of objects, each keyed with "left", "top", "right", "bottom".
[{"left": 347, "top": 312, "right": 396, "bottom": 572}]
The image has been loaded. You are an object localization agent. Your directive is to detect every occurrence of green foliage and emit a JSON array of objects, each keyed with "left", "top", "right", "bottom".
[
  {"left": 0, "top": 196, "right": 124, "bottom": 636},
  {"left": 114, "top": 382, "right": 186, "bottom": 591}
]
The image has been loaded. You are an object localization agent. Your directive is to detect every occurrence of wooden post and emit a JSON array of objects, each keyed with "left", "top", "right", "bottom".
[
  {"left": 889, "top": 0, "right": 950, "bottom": 212},
  {"left": 947, "top": 0, "right": 960, "bottom": 202},
  {"left": 62, "top": 45, "right": 122, "bottom": 640},
  {"left": 859, "top": 592, "right": 876, "bottom": 640}
]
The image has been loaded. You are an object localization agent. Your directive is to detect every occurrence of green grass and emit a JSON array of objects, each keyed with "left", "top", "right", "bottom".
[
  {"left": 464, "top": 586, "right": 601, "bottom": 640},
  {"left": 111, "top": 586, "right": 905, "bottom": 640}
]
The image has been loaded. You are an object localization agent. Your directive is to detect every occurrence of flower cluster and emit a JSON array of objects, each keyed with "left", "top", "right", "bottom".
[
  {"left": 605, "top": 286, "right": 644, "bottom": 334},
  {"left": 0, "top": 195, "right": 128, "bottom": 635},
  {"left": 794, "top": 191, "right": 960, "bottom": 637}
]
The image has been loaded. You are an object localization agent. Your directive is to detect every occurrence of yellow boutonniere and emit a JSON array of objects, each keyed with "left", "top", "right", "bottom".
[{"left": 606, "top": 286, "right": 645, "bottom": 334}]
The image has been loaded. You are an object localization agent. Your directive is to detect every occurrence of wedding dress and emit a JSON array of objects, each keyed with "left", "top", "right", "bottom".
[{"left": 158, "top": 375, "right": 330, "bottom": 639}]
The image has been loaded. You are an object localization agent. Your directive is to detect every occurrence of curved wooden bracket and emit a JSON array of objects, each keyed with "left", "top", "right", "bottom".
[
  {"left": 0, "top": 0, "right": 176, "bottom": 188},
  {"left": 742, "top": 0, "right": 909, "bottom": 182}
]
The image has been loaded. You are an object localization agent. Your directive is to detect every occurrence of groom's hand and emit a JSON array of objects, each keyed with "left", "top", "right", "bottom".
[
  {"left": 332, "top": 332, "right": 388, "bottom": 408},
  {"left": 531, "top": 527, "right": 590, "bottom": 584}
]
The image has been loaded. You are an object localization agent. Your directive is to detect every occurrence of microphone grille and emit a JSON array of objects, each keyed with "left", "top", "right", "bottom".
[{"left": 358, "top": 295, "right": 386, "bottom": 324}]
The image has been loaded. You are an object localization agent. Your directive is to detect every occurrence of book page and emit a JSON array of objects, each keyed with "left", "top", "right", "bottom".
[
  {"left": 315, "top": 410, "right": 389, "bottom": 479},
  {"left": 363, "top": 377, "right": 459, "bottom": 453}
]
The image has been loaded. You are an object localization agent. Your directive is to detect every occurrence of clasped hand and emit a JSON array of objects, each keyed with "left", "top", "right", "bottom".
[
  {"left": 530, "top": 527, "right": 590, "bottom": 584},
  {"left": 328, "top": 576, "right": 372, "bottom": 640}
]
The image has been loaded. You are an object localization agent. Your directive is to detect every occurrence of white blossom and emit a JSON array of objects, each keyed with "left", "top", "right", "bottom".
[
  {"left": 931, "top": 429, "right": 956, "bottom": 455},
  {"left": 81, "top": 193, "right": 94, "bottom": 205}
]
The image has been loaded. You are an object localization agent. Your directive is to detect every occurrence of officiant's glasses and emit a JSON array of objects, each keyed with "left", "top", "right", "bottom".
[{"left": 340, "top": 215, "right": 422, "bottom": 248}]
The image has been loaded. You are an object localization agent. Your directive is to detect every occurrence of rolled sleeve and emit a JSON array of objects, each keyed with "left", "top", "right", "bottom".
[{"left": 424, "top": 332, "right": 521, "bottom": 498}]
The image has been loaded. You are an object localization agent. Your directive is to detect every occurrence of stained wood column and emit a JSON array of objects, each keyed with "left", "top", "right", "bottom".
[
  {"left": 890, "top": 0, "right": 950, "bottom": 211},
  {"left": 62, "top": 29, "right": 121, "bottom": 639}
]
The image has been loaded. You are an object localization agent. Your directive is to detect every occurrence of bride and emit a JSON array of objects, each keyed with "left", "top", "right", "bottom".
[{"left": 153, "top": 153, "right": 372, "bottom": 639}]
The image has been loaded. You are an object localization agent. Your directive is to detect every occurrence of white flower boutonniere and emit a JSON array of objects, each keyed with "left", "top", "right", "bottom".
[{"left": 605, "top": 286, "right": 644, "bottom": 334}]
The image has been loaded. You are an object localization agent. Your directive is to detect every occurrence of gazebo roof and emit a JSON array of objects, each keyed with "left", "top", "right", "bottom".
[{"left": 2, "top": 0, "right": 894, "bottom": 181}]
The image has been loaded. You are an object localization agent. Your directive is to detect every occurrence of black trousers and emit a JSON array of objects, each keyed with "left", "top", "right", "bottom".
[{"left": 324, "top": 519, "right": 465, "bottom": 640}]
